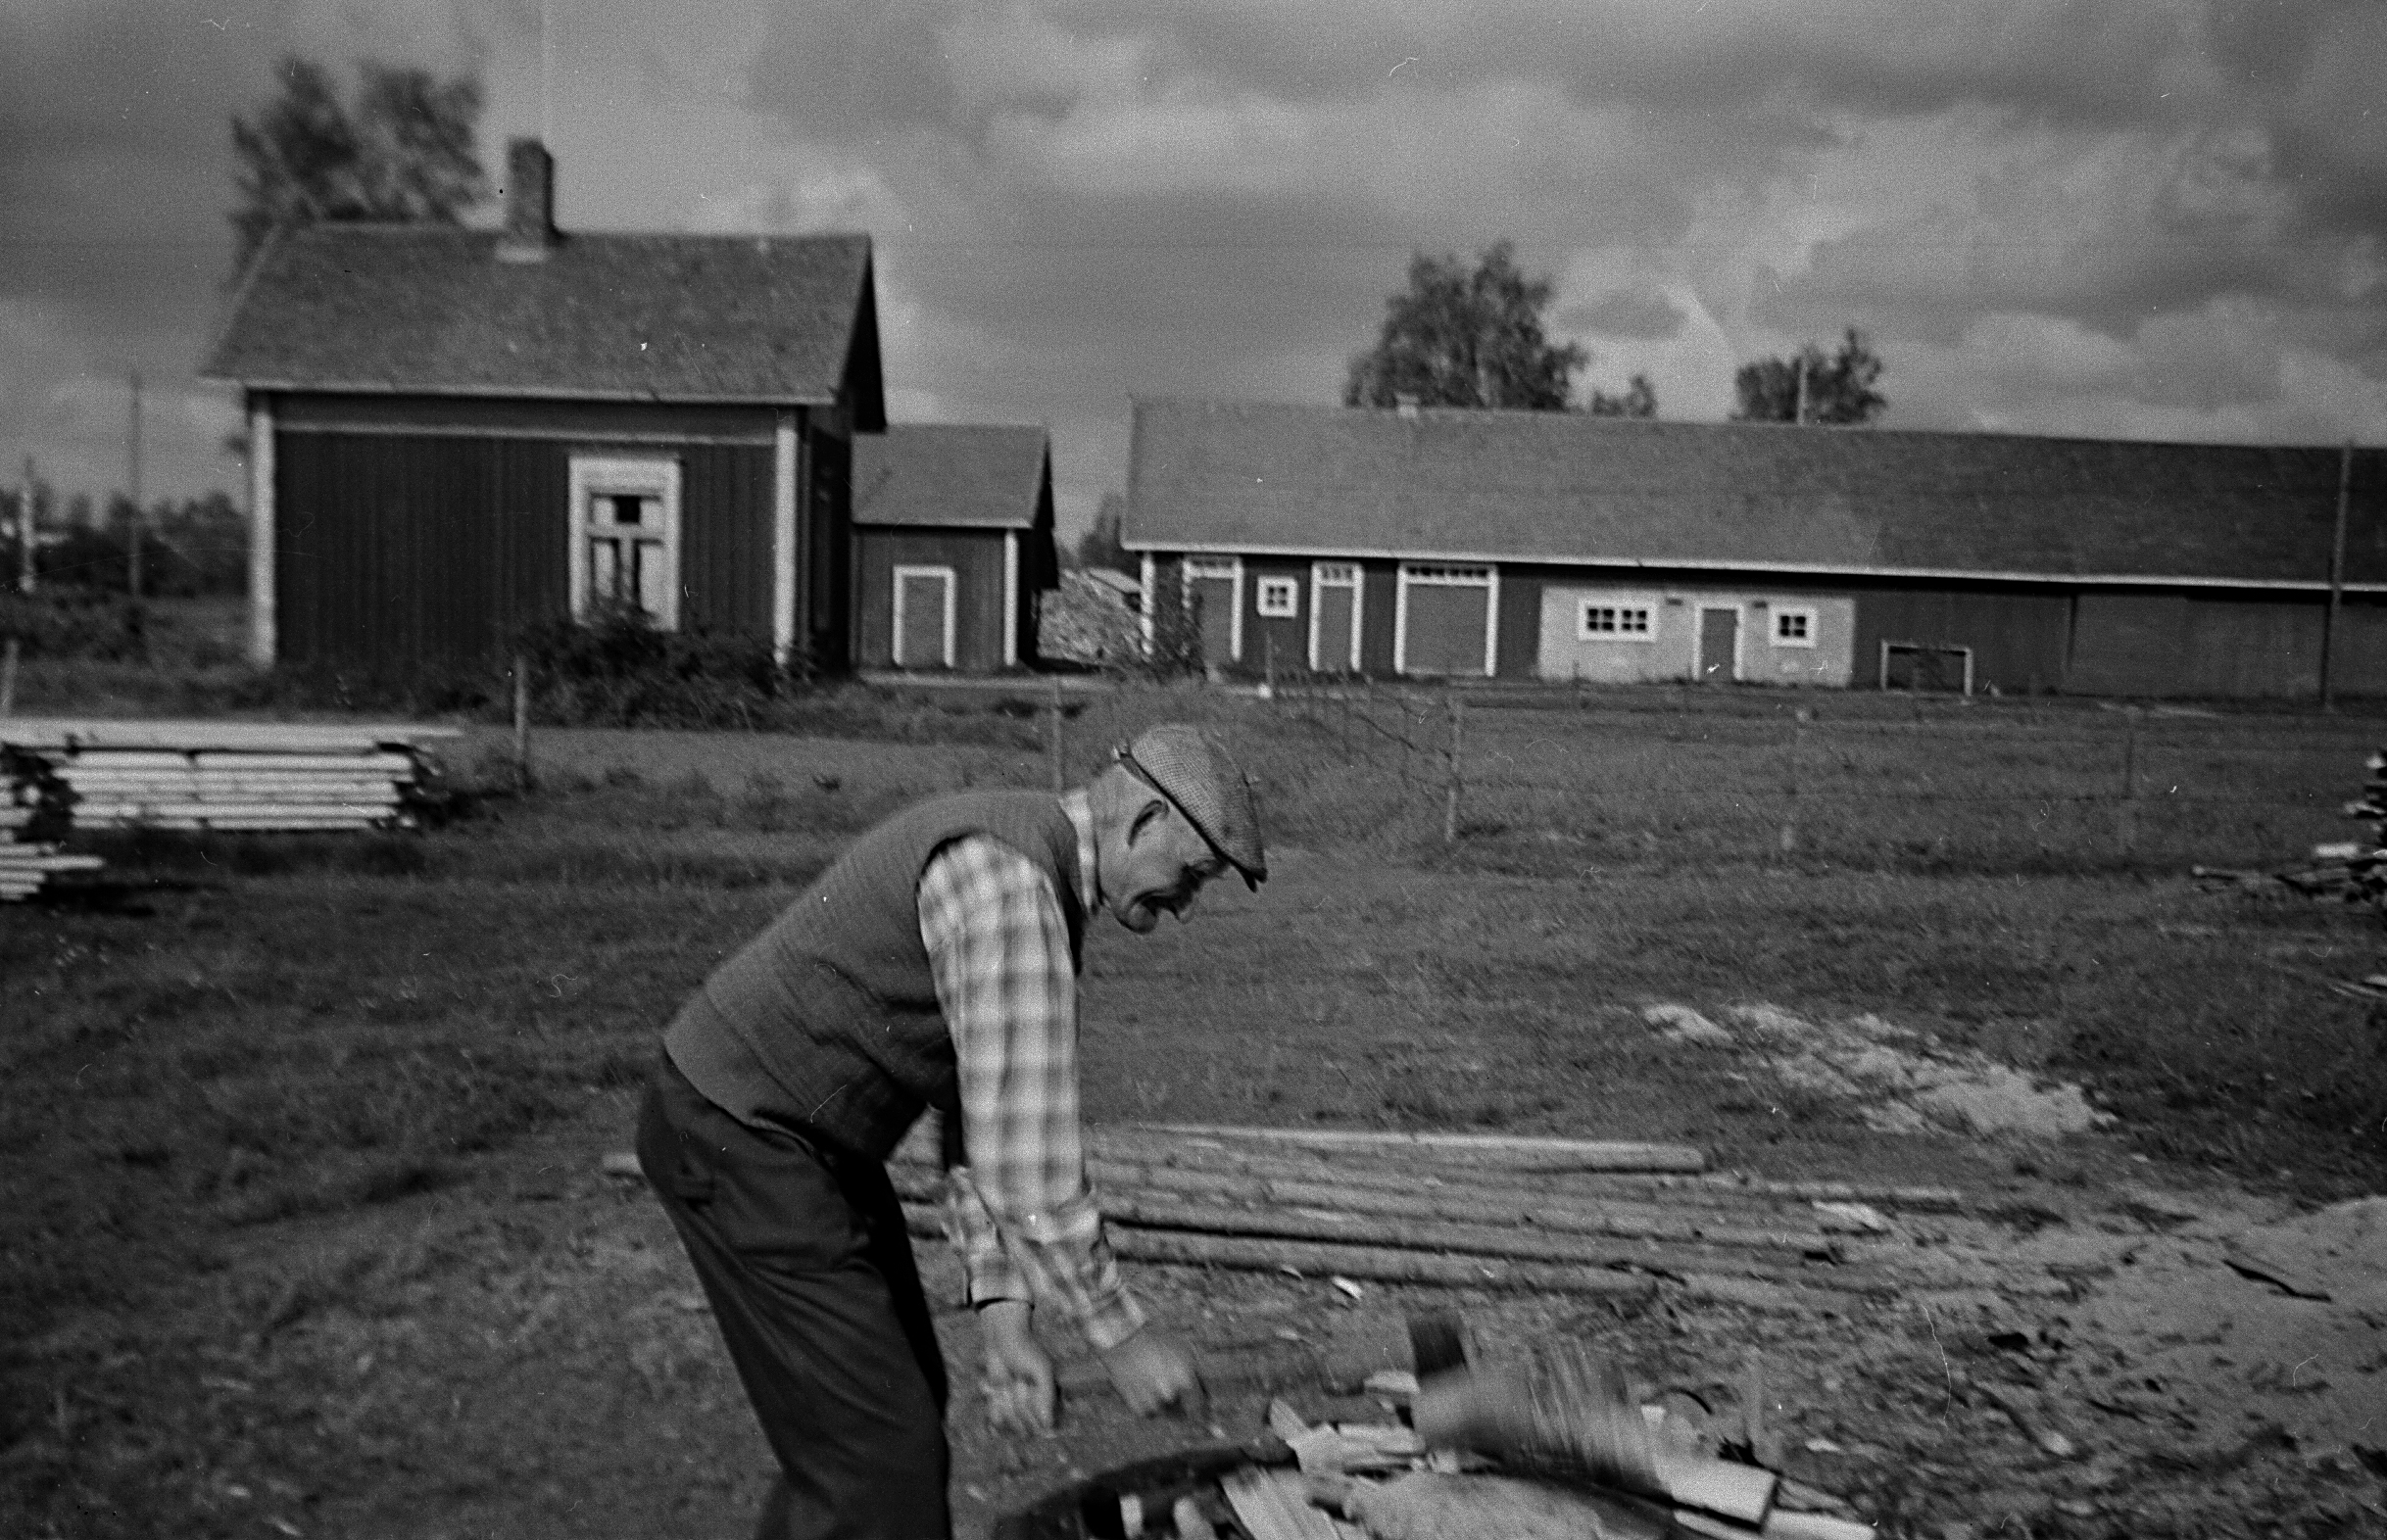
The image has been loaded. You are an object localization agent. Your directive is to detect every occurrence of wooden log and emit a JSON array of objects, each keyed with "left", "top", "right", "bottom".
[
  {"left": 1132, "top": 1123, "right": 1709, "bottom": 1174},
  {"left": 0, "top": 718, "right": 459, "bottom": 751},
  {"left": 900, "top": 1203, "right": 1659, "bottom": 1298},
  {"left": 1086, "top": 1156, "right": 1850, "bottom": 1256}
]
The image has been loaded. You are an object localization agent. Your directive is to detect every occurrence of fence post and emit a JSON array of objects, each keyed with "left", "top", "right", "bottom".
[
  {"left": 1048, "top": 677, "right": 1066, "bottom": 793},
  {"left": 2116, "top": 707, "right": 2139, "bottom": 857},
  {"left": 512, "top": 650, "right": 535, "bottom": 793},
  {"left": 1443, "top": 694, "right": 1465, "bottom": 843},
  {"left": 1779, "top": 706, "right": 1809, "bottom": 855},
  {"left": 0, "top": 637, "right": 19, "bottom": 719}
]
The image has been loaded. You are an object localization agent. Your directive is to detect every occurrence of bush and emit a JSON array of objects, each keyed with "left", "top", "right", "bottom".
[
  {"left": 513, "top": 600, "right": 810, "bottom": 729},
  {"left": 0, "top": 590, "right": 151, "bottom": 661}
]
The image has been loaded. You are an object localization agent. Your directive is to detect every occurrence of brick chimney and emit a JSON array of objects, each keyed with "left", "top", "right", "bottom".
[{"left": 498, "top": 137, "right": 557, "bottom": 262}]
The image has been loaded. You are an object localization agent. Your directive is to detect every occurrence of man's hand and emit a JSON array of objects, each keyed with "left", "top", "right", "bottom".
[
  {"left": 978, "top": 1300, "right": 1056, "bottom": 1436},
  {"left": 1097, "top": 1324, "right": 1206, "bottom": 1419}
]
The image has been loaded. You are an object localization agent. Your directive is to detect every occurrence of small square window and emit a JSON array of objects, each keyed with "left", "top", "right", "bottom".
[
  {"left": 1256, "top": 577, "right": 1299, "bottom": 618},
  {"left": 1579, "top": 601, "right": 1655, "bottom": 642},
  {"left": 1774, "top": 608, "right": 1818, "bottom": 648}
]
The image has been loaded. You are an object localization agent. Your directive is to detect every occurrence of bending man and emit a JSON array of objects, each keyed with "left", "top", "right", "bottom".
[{"left": 636, "top": 723, "right": 1267, "bottom": 1538}]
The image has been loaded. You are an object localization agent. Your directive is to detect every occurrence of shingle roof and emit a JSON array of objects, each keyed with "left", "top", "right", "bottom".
[
  {"left": 202, "top": 225, "right": 877, "bottom": 409},
  {"left": 1125, "top": 398, "right": 2387, "bottom": 587},
  {"left": 852, "top": 424, "right": 1051, "bottom": 530}
]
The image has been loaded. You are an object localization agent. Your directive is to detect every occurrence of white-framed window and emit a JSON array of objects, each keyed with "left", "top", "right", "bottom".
[
  {"left": 1255, "top": 576, "right": 1299, "bottom": 618},
  {"left": 1309, "top": 561, "right": 1363, "bottom": 672},
  {"left": 568, "top": 455, "right": 682, "bottom": 629},
  {"left": 892, "top": 564, "right": 957, "bottom": 668},
  {"left": 1393, "top": 562, "right": 1498, "bottom": 678},
  {"left": 1578, "top": 597, "right": 1657, "bottom": 642},
  {"left": 1773, "top": 606, "right": 1819, "bottom": 649}
]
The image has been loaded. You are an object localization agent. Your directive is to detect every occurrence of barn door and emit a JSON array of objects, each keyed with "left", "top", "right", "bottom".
[
  {"left": 1310, "top": 562, "right": 1361, "bottom": 672},
  {"left": 1183, "top": 557, "right": 1242, "bottom": 668},
  {"left": 1396, "top": 564, "right": 1494, "bottom": 677},
  {"left": 1697, "top": 606, "right": 1739, "bottom": 683},
  {"left": 893, "top": 565, "right": 955, "bottom": 668}
]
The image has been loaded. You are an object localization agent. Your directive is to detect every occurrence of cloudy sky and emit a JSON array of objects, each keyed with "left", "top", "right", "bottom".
[{"left": 5, "top": 0, "right": 2383, "bottom": 543}]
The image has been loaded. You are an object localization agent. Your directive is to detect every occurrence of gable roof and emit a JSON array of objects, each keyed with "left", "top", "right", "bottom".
[
  {"left": 202, "top": 225, "right": 881, "bottom": 418},
  {"left": 852, "top": 424, "right": 1051, "bottom": 530},
  {"left": 1125, "top": 398, "right": 2387, "bottom": 588}
]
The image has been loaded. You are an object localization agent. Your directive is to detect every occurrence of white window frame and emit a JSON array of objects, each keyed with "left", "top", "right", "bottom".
[
  {"left": 568, "top": 455, "right": 683, "bottom": 630},
  {"left": 891, "top": 563, "right": 957, "bottom": 669},
  {"left": 1577, "top": 594, "right": 1659, "bottom": 644},
  {"left": 1182, "top": 554, "right": 1244, "bottom": 661},
  {"left": 1695, "top": 603, "right": 1743, "bottom": 683},
  {"left": 1393, "top": 562, "right": 1498, "bottom": 678},
  {"left": 1255, "top": 575, "right": 1299, "bottom": 619},
  {"left": 1308, "top": 561, "right": 1363, "bottom": 672},
  {"left": 1772, "top": 605, "right": 1819, "bottom": 649}
]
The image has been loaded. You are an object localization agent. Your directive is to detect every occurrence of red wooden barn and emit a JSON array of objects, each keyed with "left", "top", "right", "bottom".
[
  {"left": 1125, "top": 397, "right": 2387, "bottom": 699},
  {"left": 200, "top": 139, "right": 884, "bottom": 675},
  {"left": 852, "top": 424, "right": 1056, "bottom": 672}
]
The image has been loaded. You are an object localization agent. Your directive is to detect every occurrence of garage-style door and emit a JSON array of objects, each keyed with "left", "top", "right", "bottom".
[{"left": 1397, "top": 564, "right": 1494, "bottom": 676}]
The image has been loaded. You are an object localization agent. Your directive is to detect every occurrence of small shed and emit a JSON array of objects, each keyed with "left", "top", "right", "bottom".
[
  {"left": 852, "top": 424, "right": 1056, "bottom": 672},
  {"left": 200, "top": 138, "right": 884, "bottom": 674}
]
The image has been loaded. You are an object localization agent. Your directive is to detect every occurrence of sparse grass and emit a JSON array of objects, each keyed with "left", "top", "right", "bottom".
[{"left": 7, "top": 682, "right": 2387, "bottom": 1536}]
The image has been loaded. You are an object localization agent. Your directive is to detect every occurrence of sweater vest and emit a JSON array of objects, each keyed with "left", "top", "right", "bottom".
[{"left": 663, "top": 790, "right": 1087, "bottom": 1156}]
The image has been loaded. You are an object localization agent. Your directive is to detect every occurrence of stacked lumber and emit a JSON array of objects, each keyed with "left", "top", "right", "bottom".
[
  {"left": 892, "top": 1123, "right": 1968, "bottom": 1309},
  {"left": 0, "top": 718, "right": 460, "bottom": 834},
  {"left": 1, "top": 745, "right": 98, "bottom": 902}
]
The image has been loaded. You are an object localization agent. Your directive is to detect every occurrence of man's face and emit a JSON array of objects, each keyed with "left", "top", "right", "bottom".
[{"left": 1110, "top": 802, "right": 1230, "bottom": 934}]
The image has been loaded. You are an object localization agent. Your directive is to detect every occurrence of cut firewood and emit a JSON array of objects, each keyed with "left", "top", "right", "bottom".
[{"left": 1221, "top": 1466, "right": 1343, "bottom": 1540}]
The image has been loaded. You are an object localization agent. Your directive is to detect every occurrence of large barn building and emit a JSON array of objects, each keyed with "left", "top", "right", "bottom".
[
  {"left": 201, "top": 139, "right": 884, "bottom": 675},
  {"left": 852, "top": 424, "right": 1058, "bottom": 672},
  {"left": 1123, "top": 397, "right": 2387, "bottom": 699}
]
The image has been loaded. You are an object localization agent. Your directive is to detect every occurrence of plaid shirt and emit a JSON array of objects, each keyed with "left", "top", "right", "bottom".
[{"left": 915, "top": 790, "right": 1145, "bottom": 1352}]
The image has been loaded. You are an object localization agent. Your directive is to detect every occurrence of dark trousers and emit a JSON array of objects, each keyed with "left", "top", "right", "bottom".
[{"left": 637, "top": 1057, "right": 951, "bottom": 1540}]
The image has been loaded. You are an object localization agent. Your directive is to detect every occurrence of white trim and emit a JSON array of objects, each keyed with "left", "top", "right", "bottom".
[
  {"left": 568, "top": 454, "right": 683, "bottom": 629},
  {"left": 1394, "top": 562, "right": 1495, "bottom": 678},
  {"left": 1183, "top": 554, "right": 1243, "bottom": 661},
  {"left": 891, "top": 563, "right": 957, "bottom": 668},
  {"left": 1124, "top": 540, "right": 2387, "bottom": 595},
  {"left": 1002, "top": 530, "right": 1020, "bottom": 668},
  {"left": 772, "top": 415, "right": 798, "bottom": 657},
  {"left": 1255, "top": 575, "right": 1298, "bottom": 618},
  {"left": 1139, "top": 552, "right": 1156, "bottom": 655},
  {"left": 247, "top": 398, "right": 275, "bottom": 667},
  {"left": 1771, "top": 605, "right": 1819, "bottom": 649},
  {"left": 1694, "top": 604, "right": 1742, "bottom": 683},
  {"left": 1577, "top": 595, "right": 1659, "bottom": 643},
  {"left": 200, "top": 375, "right": 837, "bottom": 407},
  {"left": 1308, "top": 561, "right": 1362, "bottom": 672}
]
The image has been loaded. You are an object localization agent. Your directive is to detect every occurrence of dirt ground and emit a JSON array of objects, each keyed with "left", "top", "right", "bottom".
[{"left": 10, "top": 710, "right": 2387, "bottom": 1538}]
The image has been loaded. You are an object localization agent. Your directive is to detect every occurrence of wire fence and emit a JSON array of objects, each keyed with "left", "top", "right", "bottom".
[{"left": 1023, "top": 673, "right": 2386, "bottom": 877}]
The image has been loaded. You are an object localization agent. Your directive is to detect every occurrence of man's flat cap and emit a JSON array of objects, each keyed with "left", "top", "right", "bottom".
[{"left": 1116, "top": 723, "right": 1267, "bottom": 890}]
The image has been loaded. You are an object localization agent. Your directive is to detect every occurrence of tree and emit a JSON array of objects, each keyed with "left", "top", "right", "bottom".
[
  {"left": 230, "top": 56, "right": 489, "bottom": 275},
  {"left": 1732, "top": 328, "right": 1887, "bottom": 425},
  {"left": 1075, "top": 494, "right": 1131, "bottom": 573},
  {"left": 1587, "top": 374, "right": 1658, "bottom": 418},
  {"left": 1344, "top": 241, "right": 1587, "bottom": 410}
]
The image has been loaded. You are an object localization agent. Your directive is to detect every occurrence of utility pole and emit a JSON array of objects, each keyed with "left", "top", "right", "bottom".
[
  {"left": 2322, "top": 439, "right": 2353, "bottom": 710},
  {"left": 17, "top": 455, "right": 34, "bottom": 595},
  {"left": 1793, "top": 353, "right": 1810, "bottom": 425},
  {"left": 126, "top": 368, "right": 144, "bottom": 601}
]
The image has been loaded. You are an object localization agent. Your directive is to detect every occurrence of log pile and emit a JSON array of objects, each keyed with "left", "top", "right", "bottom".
[
  {"left": 2198, "top": 747, "right": 2387, "bottom": 902},
  {"left": 1, "top": 745, "right": 99, "bottom": 902},
  {"left": 0, "top": 718, "right": 461, "bottom": 834},
  {"left": 892, "top": 1123, "right": 1973, "bottom": 1311}
]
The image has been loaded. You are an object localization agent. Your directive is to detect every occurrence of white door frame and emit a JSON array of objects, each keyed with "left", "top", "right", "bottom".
[
  {"left": 1181, "top": 554, "right": 1243, "bottom": 661},
  {"left": 1695, "top": 603, "right": 1742, "bottom": 684},
  {"left": 892, "top": 563, "right": 957, "bottom": 668},
  {"left": 1308, "top": 561, "right": 1363, "bottom": 672},
  {"left": 1393, "top": 562, "right": 1497, "bottom": 677}
]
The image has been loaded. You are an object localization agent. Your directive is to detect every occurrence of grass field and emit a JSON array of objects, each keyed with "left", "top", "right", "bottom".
[{"left": 5, "top": 676, "right": 2387, "bottom": 1536}]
